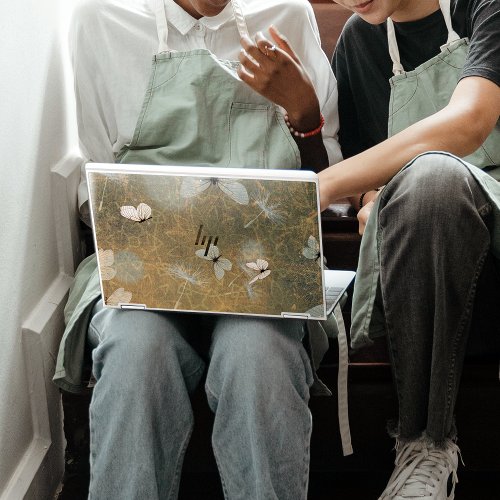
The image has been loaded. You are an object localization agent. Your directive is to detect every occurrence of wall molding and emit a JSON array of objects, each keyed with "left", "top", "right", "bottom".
[
  {"left": 1, "top": 154, "right": 81, "bottom": 500},
  {"left": 52, "top": 153, "right": 84, "bottom": 276},
  {"left": 1, "top": 274, "right": 72, "bottom": 500}
]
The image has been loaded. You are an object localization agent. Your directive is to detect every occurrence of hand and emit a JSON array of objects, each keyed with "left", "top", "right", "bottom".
[
  {"left": 357, "top": 200, "right": 374, "bottom": 235},
  {"left": 238, "top": 26, "right": 321, "bottom": 131}
]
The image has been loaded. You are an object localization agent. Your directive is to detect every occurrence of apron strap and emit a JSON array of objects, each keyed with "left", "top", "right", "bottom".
[
  {"left": 387, "top": 0, "right": 460, "bottom": 77},
  {"left": 149, "top": 0, "right": 250, "bottom": 54},
  {"left": 334, "top": 303, "right": 353, "bottom": 456},
  {"left": 439, "top": 0, "right": 461, "bottom": 46},
  {"left": 150, "top": 0, "right": 170, "bottom": 53},
  {"left": 231, "top": 0, "right": 250, "bottom": 39},
  {"left": 387, "top": 18, "right": 405, "bottom": 76}
]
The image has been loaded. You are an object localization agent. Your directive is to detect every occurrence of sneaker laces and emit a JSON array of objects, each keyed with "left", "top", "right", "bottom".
[{"left": 379, "top": 439, "right": 462, "bottom": 499}]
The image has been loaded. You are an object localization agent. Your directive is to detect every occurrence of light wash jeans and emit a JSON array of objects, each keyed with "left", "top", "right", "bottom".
[
  {"left": 87, "top": 301, "right": 313, "bottom": 499},
  {"left": 376, "top": 153, "right": 500, "bottom": 445}
]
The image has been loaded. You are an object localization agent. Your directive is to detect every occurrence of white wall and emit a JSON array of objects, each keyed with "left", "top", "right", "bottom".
[{"left": 0, "top": 0, "right": 80, "bottom": 498}]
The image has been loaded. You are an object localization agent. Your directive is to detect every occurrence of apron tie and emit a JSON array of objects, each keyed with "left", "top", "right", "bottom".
[
  {"left": 334, "top": 303, "right": 353, "bottom": 456},
  {"left": 387, "top": 0, "right": 460, "bottom": 77}
]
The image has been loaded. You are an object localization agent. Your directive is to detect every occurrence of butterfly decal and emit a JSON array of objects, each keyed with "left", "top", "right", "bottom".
[
  {"left": 246, "top": 259, "right": 271, "bottom": 284},
  {"left": 180, "top": 177, "right": 249, "bottom": 205},
  {"left": 98, "top": 248, "right": 117, "bottom": 281},
  {"left": 107, "top": 287, "right": 133, "bottom": 306},
  {"left": 120, "top": 203, "right": 152, "bottom": 222},
  {"left": 196, "top": 245, "right": 232, "bottom": 280},
  {"left": 302, "top": 235, "right": 321, "bottom": 266}
]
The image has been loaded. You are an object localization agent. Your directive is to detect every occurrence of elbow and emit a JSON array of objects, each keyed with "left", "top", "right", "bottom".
[
  {"left": 454, "top": 108, "right": 498, "bottom": 156},
  {"left": 467, "top": 117, "right": 492, "bottom": 154}
]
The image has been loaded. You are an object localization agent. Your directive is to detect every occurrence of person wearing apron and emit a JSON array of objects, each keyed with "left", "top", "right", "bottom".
[
  {"left": 243, "top": 0, "right": 500, "bottom": 498},
  {"left": 54, "top": 0, "right": 343, "bottom": 498}
]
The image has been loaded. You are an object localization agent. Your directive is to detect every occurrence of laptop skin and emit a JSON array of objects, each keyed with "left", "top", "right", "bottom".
[{"left": 87, "top": 166, "right": 326, "bottom": 319}]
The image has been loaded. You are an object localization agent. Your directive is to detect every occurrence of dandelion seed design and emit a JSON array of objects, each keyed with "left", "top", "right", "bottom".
[
  {"left": 168, "top": 264, "right": 203, "bottom": 285},
  {"left": 196, "top": 245, "right": 233, "bottom": 280},
  {"left": 167, "top": 264, "right": 205, "bottom": 308},
  {"left": 180, "top": 177, "right": 249, "bottom": 205},
  {"left": 245, "top": 192, "right": 285, "bottom": 228},
  {"left": 120, "top": 203, "right": 152, "bottom": 222},
  {"left": 246, "top": 259, "right": 271, "bottom": 284}
]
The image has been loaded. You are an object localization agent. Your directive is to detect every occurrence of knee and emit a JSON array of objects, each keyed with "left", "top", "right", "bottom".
[
  {"left": 91, "top": 310, "right": 202, "bottom": 386},
  {"left": 208, "top": 318, "right": 312, "bottom": 395},
  {"left": 382, "top": 152, "right": 473, "bottom": 223}
]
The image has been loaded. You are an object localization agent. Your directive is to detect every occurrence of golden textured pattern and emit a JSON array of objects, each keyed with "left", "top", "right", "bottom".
[{"left": 89, "top": 172, "right": 324, "bottom": 316}]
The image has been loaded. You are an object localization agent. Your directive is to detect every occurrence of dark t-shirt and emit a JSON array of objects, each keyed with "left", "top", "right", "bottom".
[{"left": 332, "top": 0, "right": 500, "bottom": 159}]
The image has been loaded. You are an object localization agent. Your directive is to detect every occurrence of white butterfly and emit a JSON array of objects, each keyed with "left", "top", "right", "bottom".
[
  {"left": 120, "top": 203, "right": 152, "bottom": 222},
  {"left": 180, "top": 177, "right": 249, "bottom": 205},
  {"left": 302, "top": 235, "right": 321, "bottom": 266},
  {"left": 107, "top": 287, "right": 133, "bottom": 306},
  {"left": 246, "top": 259, "right": 271, "bottom": 284},
  {"left": 196, "top": 245, "right": 232, "bottom": 280},
  {"left": 98, "top": 248, "right": 117, "bottom": 281}
]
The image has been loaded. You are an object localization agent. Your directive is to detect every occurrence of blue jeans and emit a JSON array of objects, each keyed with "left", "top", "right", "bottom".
[
  {"left": 87, "top": 302, "right": 313, "bottom": 499},
  {"left": 376, "top": 153, "right": 500, "bottom": 444}
]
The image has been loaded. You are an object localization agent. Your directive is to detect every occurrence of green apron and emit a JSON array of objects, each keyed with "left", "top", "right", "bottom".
[
  {"left": 54, "top": 0, "right": 301, "bottom": 393},
  {"left": 350, "top": 0, "right": 500, "bottom": 349},
  {"left": 55, "top": 0, "right": 353, "bottom": 454}
]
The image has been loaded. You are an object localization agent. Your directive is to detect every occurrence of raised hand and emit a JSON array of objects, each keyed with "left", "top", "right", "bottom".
[{"left": 238, "top": 25, "right": 322, "bottom": 132}]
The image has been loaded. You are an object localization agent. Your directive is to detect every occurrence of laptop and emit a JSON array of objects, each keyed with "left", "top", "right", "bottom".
[{"left": 86, "top": 163, "right": 355, "bottom": 320}]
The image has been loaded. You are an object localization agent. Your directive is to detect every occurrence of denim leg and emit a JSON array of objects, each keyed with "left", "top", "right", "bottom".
[
  {"left": 205, "top": 316, "right": 314, "bottom": 500},
  {"left": 88, "top": 301, "right": 205, "bottom": 500},
  {"left": 377, "top": 153, "right": 493, "bottom": 444}
]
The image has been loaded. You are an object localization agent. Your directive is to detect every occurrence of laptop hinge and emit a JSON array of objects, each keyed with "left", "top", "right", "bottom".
[
  {"left": 281, "top": 313, "right": 310, "bottom": 320},
  {"left": 120, "top": 303, "right": 147, "bottom": 310}
]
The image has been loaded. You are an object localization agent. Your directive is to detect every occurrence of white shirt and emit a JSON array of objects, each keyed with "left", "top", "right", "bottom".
[{"left": 71, "top": 0, "right": 342, "bottom": 215}]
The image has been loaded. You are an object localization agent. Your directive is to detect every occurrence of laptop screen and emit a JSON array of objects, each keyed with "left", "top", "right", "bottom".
[{"left": 87, "top": 164, "right": 327, "bottom": 319}]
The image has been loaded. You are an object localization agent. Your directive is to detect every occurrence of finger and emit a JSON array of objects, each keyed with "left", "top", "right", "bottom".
[
  {"left": 241, "top": 33, "right": 271, "bottom": 68},
  {"left": 254, "top": 31, "right": 279, "bottom": 62},
  {"left": 238, "top": 48, "right": 260, "bottom": 75},
  {"left": 269, "top": 25, "right": 299, "bottom": 64},
  {"left": 237, "top": 63, "right": 256, "bottom": 86}
]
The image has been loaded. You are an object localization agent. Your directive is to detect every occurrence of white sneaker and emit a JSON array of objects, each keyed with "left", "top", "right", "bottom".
[{"left": 378, "top": 438, "right": 461, "bottom": 499}]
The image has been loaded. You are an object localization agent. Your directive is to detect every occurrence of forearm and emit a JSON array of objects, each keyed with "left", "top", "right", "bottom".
[{"left": 320, "top": 103, "right": 489, "bottom": 204}]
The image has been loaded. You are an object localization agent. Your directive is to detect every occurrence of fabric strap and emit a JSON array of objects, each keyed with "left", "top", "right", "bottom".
[
  {"left": 387, "top": 0, "right": 460, "bottom": 76},
  {"left": 150, "top": 0, "right": 249, "bottom": 53},
  {"left": 334, "top": 303, "right": 353, "bottom": 456}
]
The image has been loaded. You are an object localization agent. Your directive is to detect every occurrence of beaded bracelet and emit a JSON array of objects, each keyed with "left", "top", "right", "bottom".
[{"left": 284, "top": 113, "right": 325, "bottom": 139}]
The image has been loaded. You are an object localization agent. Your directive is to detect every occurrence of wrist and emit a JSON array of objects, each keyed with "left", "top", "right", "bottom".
[
  {"left": 285, "top": 101, "right": 321, "bottom": 132},
  {"left": 285, "top": 112, "right": 324, "bottom": 139}
]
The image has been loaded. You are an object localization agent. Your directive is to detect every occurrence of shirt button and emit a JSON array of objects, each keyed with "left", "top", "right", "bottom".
[{"left": 194, "top": 23, "right": 203, "bottom": 32}]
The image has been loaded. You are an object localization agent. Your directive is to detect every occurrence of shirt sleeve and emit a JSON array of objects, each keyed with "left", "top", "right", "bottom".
[
  {"left": 461, "top": 0, "right": 500, "bottom": 87},
  {"left": 280, "top": 1, "right": 342, "bottom": 165},
  {"left": 69, "top": 1, "right": 117, "bottom": 222},
  {"left": 291, "top": 1, "right": 343, "bottom": 165}
]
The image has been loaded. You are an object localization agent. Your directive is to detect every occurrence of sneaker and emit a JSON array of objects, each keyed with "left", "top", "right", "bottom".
[{"left": 378, "top": 438, "right": 460, "bottom": 499}]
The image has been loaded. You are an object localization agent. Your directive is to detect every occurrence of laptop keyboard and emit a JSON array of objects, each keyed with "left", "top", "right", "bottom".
[{"left": 325, "top": 286, "right": 345, "bottom": 310}]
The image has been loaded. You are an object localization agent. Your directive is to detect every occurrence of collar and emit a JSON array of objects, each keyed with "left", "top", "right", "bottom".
[{"left": 164, "top": 0, "right": 236, "bottom": 35}]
